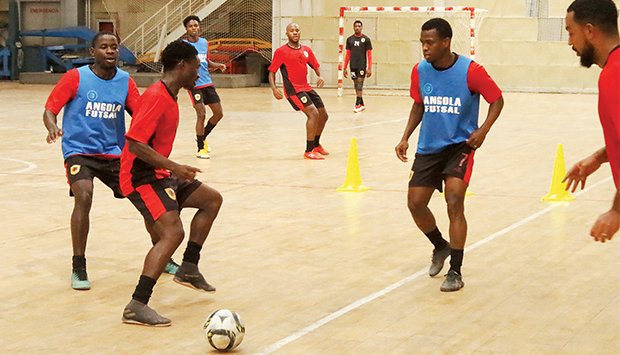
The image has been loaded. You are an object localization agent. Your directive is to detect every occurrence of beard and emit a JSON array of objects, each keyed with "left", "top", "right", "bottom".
[{"left": 579, "top": 42, "right": 596, "bottom": 68}]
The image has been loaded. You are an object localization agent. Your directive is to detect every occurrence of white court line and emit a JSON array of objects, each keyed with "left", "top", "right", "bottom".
[
  {"left": 259, "top": 176, "right": 613, "bottom": 354},
  {"left": 0, "top": 157, "right": 38, "bottom": 175}
]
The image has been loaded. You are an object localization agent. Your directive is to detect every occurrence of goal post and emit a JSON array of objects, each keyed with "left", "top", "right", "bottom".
[{"left": 337, "top": 6, "right": 487, "bottom": 96}]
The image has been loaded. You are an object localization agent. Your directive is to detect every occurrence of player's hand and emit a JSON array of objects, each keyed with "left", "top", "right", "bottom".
[
  {"left": 272, "top": 88, "right": 283, "bottom": 100},
  {"left": 395, "top": 140, "right": 409, "bottom": 162},
  {"left": 366, "top": 69, "right": 372, "bottom": 78},
  {"left": 316, "top": 76, "right": 325, "bottom": 88},
  {"left": 46, "top": 126, "right": 63, "bottom": 144},
  {"left": 172, "top": 164, "right": 202, "bottom": 181},
  {"left": 563, "top": 155, "right": 602, "bottom": 192},
  {"left": 590, "top": 209, "right": 620, "bottom": 242},
  {"left": 343, "top": 68, "right": 348, "bottom": 78},
  {"left": 219, "top": 63, "right": 227, "bottom": 72},
  {"left": 466, "top": 127, "right": 488, "bottom": 150}
]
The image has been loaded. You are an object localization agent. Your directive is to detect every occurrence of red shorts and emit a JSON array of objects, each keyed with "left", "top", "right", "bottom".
[{"left": 126, "top": 177, "right": 202, "bottom": 223}]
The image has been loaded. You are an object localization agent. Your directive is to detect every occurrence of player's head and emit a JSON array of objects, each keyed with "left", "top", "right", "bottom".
[
  {"left": 161, "top": 40, "right": 200, "bottom": 90},
  {"left": 420, "top": 18, "right": 453, "bottom": 63},
  {"left": 183, "top": 15, "right": 201, "bottom": 37},
  {"left": 566, "top": 0, "right": 619, "bottom": 68},
  {"left": 285, "top": 23, "right": 301, "bottom": 44},
  {"left": 353, "top": 20, "right": 363, "bottom": 35},
  {"left": 90, "top": 31, "right": 119, "bottom": 70}
]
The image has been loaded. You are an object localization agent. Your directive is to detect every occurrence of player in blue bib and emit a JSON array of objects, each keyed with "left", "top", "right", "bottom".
[
  {"left": 183, "top": 15, "right": 227, "bottom": 159},
  {"left": 395, "top": 18, "right": 504, "bottom": 292}
]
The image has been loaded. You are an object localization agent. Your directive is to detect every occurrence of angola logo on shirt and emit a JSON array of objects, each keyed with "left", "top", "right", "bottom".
[
  {"left": 87, "top": 90, "right": 98, "bottom": 101},
  {"left": 164, "top": 187, "right": 177, "bottom": 200},
  {"left": 300, "top": 96, "right": 308, "bottom": 103},
  {"left": 70, "top": 165, "right": 81, "bottom": 175},
  {"left": 303, "top": 51, "right": 309, "bottom": 58},
  {"left": 423, "top": 83, "right": 433, "bottom": 95},
  {"left": 361, "top": 38, "right": 366, "bottom": 43}
]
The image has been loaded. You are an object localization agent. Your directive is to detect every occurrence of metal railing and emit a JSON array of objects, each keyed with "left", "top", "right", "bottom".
[{"left": 122, "top": 0, "right": 213, "bottom": 58}]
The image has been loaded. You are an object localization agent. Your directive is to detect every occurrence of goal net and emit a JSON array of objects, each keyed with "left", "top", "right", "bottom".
[{"left": 337, "top": 6, "right": 487, "bottom": 96}]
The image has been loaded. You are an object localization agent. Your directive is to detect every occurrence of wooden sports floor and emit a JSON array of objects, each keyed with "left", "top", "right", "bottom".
[{"left": 1, "top": 82, "right": 618, "bottom": 354}]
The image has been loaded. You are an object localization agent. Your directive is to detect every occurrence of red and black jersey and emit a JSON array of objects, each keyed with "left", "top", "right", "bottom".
[
  {"left": 120, "top": 81, "right": 179, "bottom": 196},
  {"left": 268, "top": 43, "right": 320, "bottom": 97},
  {"left": 599, "top": 46, "right": 620, "bottom": 187}
]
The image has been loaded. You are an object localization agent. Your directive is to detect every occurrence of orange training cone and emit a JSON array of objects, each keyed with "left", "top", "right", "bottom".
[
  {"left": 542, "top": 143, "right": 575, "bottom": 202},
  {"left": 337, "top": 138, "right": 370, "bottom": 192}
]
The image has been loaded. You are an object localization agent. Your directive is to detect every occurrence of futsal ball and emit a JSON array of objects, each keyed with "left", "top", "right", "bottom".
[{"left": 203, "top": 309, "right": 245, "bottom": 351}]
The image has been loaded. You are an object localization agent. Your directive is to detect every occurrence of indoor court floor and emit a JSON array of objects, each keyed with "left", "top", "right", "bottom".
[{"left": 1, "top": 82, "right": 618, "bottom": 353}]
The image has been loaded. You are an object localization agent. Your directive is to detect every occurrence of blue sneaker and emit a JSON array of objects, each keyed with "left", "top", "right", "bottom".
[
  {"left": 71, "top": 269, "right": 91, "bottom": 290},
  {"left": 164, "top": 259, "right": 180, "bottom": 275}
]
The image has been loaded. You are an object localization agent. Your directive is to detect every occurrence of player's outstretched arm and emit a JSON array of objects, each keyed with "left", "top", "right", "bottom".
[
  {"left": 208, "top": 60, "right": 227, "bottom": 72},
  {"left": 467, "top": 96, "right": 504, "bottom": 150},
  {"left": 590, "top": 188, "right": 620, "bottom": 242},
  {"left": 43, "top": 109, "right": 63, "bottom": 143},
  {"left": 127, "top": 138, "right": 201, "bottom": 181},
  {"left": 395, "top": 102, "right": 424, "bottom": 162},
  {"left": 563, "top": 147, "right": 607, "bottom": 192},
  {"left": 268, "top": 71, "right": 283, "bottom": 99}
]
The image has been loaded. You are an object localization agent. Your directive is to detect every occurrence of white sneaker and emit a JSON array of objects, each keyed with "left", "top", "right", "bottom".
[{"left": 196, "top": 149, "right": 210, "bottom": 159}]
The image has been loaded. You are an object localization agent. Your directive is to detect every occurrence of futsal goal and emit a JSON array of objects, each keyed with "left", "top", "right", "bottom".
[{"left": 337, "top": 6, "right": 487, "bottom": 96}]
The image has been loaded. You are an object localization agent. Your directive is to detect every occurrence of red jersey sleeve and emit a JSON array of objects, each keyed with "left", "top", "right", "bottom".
[
  {"left": 600, "top": 61, "right": 620, "bottom": 137},
  {"left": 467, "top": 62, "right": 502, "bottom": 103},
  {"left": 409, "top": 64, "right": 422, "bottom": 103},
  {"left": 268, "top": 48, "right": 283, "bottom": 73},
  {"left": 44, "top": 69, "right": 80, "bottom": 115},
  {"left": 306, "top": 47, "right": 320, "bottom": 70},
  {"left": 125, "top": 93, "right": 163, "bottom": 144},
  {"left": 125, "top": 77, "right": 140, "bottom": 116}
]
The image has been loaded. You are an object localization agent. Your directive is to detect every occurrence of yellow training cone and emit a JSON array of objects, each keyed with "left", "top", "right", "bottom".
[
  {"left": 542, "top": 143, "right": 574, "bottom": 202},
  {"left": 337, "top": 138, "right": 370, "bottom": 192}
]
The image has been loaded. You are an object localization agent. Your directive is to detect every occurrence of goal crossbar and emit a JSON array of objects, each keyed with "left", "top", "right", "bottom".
[{"left": 337, "top": 6, "right": 487, "bottom": 96}]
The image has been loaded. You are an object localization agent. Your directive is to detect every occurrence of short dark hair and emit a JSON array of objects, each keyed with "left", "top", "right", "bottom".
[
  {"left": 183, "top": 15, "right": 200, "bottom": 28},
  {"left": 354, "top": 20, "right": 363, "bottom": 26},
  {"left": 91, "top": 31, "right": 118, "bottom": 48},
  {"left": 567, "top": 0, "right": 619, "bottom": 35},
  {"left": 160, "top": 40, "right": 198, "bottom": 72},
  {"left": 421, "top": 18, "right": 453, "bottom": 39}
]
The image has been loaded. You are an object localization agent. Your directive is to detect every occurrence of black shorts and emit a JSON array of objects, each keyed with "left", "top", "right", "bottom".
[
  {"left": 408, "top": 142, "right": 475, "bottom": 192},
  {"left": 190, "top": 85, "right": 220, "bottom": 105},
  {"left": 126, "top": 178, "right": 202, "bottom": 224},
  {"left": 350, "top": 68, "right": 367, "bottom": 80},
  {"left": 64, "top": 155, "right": 123, "bottom": 198},
  {"left": 287, "top": 90, "right": 325, "bottom": 111}
]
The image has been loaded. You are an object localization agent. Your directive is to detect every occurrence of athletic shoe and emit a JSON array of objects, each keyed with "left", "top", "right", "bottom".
[
  {"left": 196, "top": 148, "right": 210, "bottom": 159},
  {"left": 428, "top": 244, "right": 451, "bottom": 277},
  {"left": 304, "top": 151, "right": 325, "bottom": 160},
  {"left": 204, "top": 139, "right": 211, "bottom": 153},
  {"left": 174, "top": 262, "right": 216, "bottom": 292},
  {"left": 122, "top": 299, "right": 171, "bottom": 327},
  {"left": 359, "top": 105, "right": 366, "bottom": 112},
  {"left": 164, "top": 258, "right": 180, "bottom": 275},
  {"left": 71, "top": 268, "right": 91, "bottom": 290},
  {"left": 353, "top": 104, "right": 363, "bottom": 113},
  {"left": 440, "top": 270, "right": 464, "bottom": 292},
  {"left": 313, "top": 144, "right": 330, "bottom": 156}
]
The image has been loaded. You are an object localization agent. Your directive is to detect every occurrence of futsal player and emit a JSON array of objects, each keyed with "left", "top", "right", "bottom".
[
  {"left": 121, "top": 40, "right": 223, "bottom": 326},
  {"left": 563, "top": 0, "right": 620, "bottom": 242},
  {"left": 395, "top": 18, "right": 504, "bottom": 292},
  {"left": 268, "top": 23, "right": 330, "bottom": 160},
  {"left": 344, "top": 20, "right": 373, "bottom": 112},
  {"left": 183, "top": 15, "right": 227, "bottom": 159},
  {"left": 43, "top": 32, "right": 140, "bottom": 290}
]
